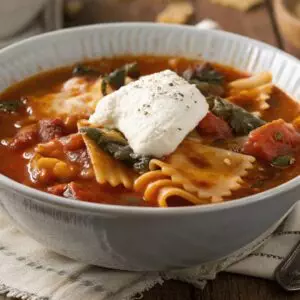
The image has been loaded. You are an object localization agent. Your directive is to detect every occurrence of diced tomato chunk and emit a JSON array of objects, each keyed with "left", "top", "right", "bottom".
[
  {"left": 197, "top": 112, "right": 233, "bottom": 139},
  {"left": 47, "top": 184, "right": 67, "bottom": 196},
  {"left": 60, "top": 134, "right": 85, "bottom": 151},
  {"left": 38, "top": 119, "right": 65, "bottom": 142},
  {"left": 67, "top": 149, "right": 90, "bottom": 168},
  {"left": 63, "top": 182, "right": 100, "bottom": 202},
  {"left": 242, "top": 119, "right": 300, "bottom": 161},
  {"left": 9, "top": 124, "right": 38, "bottom": 150}
]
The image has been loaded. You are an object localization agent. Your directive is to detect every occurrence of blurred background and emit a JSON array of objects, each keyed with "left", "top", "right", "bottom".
[{"left": 0, "top": 0, "right": 299, "bottom": 58}]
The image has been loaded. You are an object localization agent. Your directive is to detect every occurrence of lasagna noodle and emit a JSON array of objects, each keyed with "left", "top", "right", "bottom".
[
  {"left": 227, "top": 72, "right": 273, "bottom": 117},
  {"left": 28, "top": 74, "right": 134, "bottom": 121},
  {"left": 78, "top": 122, "right": 137, "bottom": 189},
  {"left": 135, "top": 138, "right": 255, "bottom": 206},
  {"left": 28, "top": 77, "right": 104, "bottom": 119},
  {"left": 134, "top": 170, "right": 206, "bottom": 207}
]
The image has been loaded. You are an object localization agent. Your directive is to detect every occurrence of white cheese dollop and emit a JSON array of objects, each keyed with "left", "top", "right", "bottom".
[{"left": 89, "top": 70, "right": 208, "bottom": 157}]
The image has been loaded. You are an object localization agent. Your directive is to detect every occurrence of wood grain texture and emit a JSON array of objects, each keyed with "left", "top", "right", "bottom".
[
  {"left": 268, "top": 0, "right": 300, "bottom": 58},
  {"left": 65, "top": 1, "right": 300, "bottom": 299},
  {"left": 142, "top": 274, "right": 300, "bottom": 300},
  {"left": 67, "top": 0, "right": 169, "bottom": 25},
  {"left": 192, "top": 0, "right": 279, "bottom": 46}
]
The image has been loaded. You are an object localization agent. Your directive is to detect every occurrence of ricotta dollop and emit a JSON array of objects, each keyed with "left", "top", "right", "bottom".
[{"left": 89, "top": 70, "right": 208, "bottom": 157}]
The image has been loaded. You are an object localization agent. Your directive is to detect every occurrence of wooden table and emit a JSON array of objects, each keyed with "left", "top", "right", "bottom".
[{"left": 68, "top": 1, "right": 300, "bottom": 299}]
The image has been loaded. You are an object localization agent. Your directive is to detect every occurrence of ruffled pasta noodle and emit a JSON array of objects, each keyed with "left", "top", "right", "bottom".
[
  {"left": 78, "top": 122, "right": 137, "bottom": 189},
  {"left": 134, "top": 170, "right": 204, "bottom": 207},
  {"left": 228, "top": 72, "right": 272, "bottom": 90},
  {"left": 135, "top": 138, "right": 255, "bottom": 206},
  {"left": 227, "top": 72, "right": 273, "bottom": 117}
]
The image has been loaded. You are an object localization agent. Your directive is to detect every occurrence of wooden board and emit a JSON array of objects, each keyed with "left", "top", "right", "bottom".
[
  {"left": 192, "top": 0, "right": 279, "bottom": 46},
  {"left": 143, "top": 274, "right": 300, "bottom": 300}
]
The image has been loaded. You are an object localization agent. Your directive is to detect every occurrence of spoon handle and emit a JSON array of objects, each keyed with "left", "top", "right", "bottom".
[{"left": 275, "top": 240, "right": 300, "bottom": 291}]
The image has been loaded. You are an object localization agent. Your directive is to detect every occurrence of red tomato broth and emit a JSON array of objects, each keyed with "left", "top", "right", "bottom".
[{"left": 0, "top": 55, "right": 299, "bottom": 206}]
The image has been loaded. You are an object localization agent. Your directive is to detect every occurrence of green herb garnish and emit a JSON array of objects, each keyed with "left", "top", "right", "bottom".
[
  {"left": 195, "top": 63, "right": 224, "bottom": 84},
  {"left": 0, "top": 99, "right": 24, "bottom": 113},
  {"left": 183, "top": 63, "right": 225, "bottom": 96},
  {"left": 206, "top": 96, "right": 266, "bottom": 135},
  {"left": 274, "top": 132, "right": 283, "bottom": 141},
  {"left": 80, "top": 127, "right": 151, "bottom": 173},
  {"left": 271, "top": 155, "right": 295, "bottom": 168},
  {"left": 124, "top": 62, "right": 140, "bottom": 79},
  {"left": 72, "top": 64, "right": 100, "bottom": 77},
  {"left": 251, "top": 179, "right": 265, "bottom": 189},
  {"left": 101, "top": 79, "right": 108, "bottom": 96},
  {"left": 104, "top": 68, "right": 126, "bottom": 90},
  {"left": 101, "top": 62, "right": 140, "bottom": 95}
]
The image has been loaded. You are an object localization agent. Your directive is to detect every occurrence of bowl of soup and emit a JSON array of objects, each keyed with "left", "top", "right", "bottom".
[{"left": 0, "top": 23, "right": 299, "bottom": 271}]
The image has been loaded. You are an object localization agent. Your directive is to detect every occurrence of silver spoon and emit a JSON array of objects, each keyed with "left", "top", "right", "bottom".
[{"left": 275, "top": 240, "right": 300, "bottom": 291}]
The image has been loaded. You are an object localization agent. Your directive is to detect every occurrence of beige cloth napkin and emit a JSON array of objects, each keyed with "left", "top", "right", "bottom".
[{"left": 0, "top": 201, "right": 297, "bottom": 300}]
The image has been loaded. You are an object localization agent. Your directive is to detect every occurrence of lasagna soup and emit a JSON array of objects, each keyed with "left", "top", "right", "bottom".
[{"left": 0, "top": 56, "right": 299, "bottom": 207}]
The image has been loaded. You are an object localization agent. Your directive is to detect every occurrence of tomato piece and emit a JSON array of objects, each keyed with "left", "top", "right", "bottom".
[
  {"left": 38, "top": 119, "right": 65, "bottom": 142},
  {"left": 63, "top": 182, "right": 100, "bottom": 202},
  {"left": 197, "top": 112, "right": 233, "bottom": 140},
  {"left": 9, "top": 124, "right": 38, "bottom": 150},
  {"left": 47, "top": 184, "right": 67, "bottom": 196},
  {"left": 242, "top": 119, "right": 300, "bottom": 161},
  {"left": 60, "top": 134, "right": 85, "bottom": 151}
]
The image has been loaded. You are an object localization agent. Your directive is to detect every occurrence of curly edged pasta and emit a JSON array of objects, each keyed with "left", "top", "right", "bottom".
[
  {"left": 78, "top": 121, "right": 137, "bottom": 189},
  {"left": 134, "top": 170, "right": 206, "bottom": 207},
  {"left": 227, "top": 72, "right": 273, "bottom": 117},
  {"left": 135, "top": 138, "right": 255, "bottom": 206}
]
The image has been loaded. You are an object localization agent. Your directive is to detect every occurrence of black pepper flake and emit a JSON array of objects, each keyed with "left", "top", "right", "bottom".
[
  {"left": 177, "top": 128, "right": 182, "bottom": 131},
  {"left": 178, "top": 92, "right": 184, "bottom": 97},
  {"left": 186, "top": 105, "right": 190, "bottom": 109},
  {"left": 169, "top": 83, "right": 174, "bottom": 86},
  {"left": 194, "top": 101, "right": 197, "bottom": 104}
]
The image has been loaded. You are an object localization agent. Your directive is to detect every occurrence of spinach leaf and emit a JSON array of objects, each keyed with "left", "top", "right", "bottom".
[
  {"left": 72, "top": 64, "right": 100, "bottom": 77},
  {"left": 192, "top": 80, "right": 225, "bottom": 97},
  {"left": 101, "top": 79, "right": 108, "bottom": 96},
  {"left": 206, "top": 96, "right": 266, "bottom": 135},
  {"left": 183, "top": 63, "right": 225, "bottom": 96},
  {"left": 251, "top": 179, "right": 265, "bottom": 189},
  {"left": 0, "top": 99, "right": 24, "bottom": 113},
  {"left": 104, "top": 68, "right": 126, "bottom": 91},
  {"left": 271, "top": 155, "right": 295, "bottom": 168},
  {"left": 124, "top": 62, "right": 140, "bottom": 79},
  {"left": 101, "top": 62, "right": 140, "bottom": 95},
  {"left": 80, "top": 127, "right": 151, "bottom": 173},
  {"left": 184, "top": 63, "right": 224, "bottom": 84}
]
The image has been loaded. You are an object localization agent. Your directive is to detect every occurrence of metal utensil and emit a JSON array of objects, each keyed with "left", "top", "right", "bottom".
[{"left": 275, "top": 240, "right": 300, "bottom": 291}]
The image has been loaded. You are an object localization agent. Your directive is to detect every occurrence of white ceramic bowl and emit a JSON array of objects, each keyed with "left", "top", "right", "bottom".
[
  {"left": 0, "top": 23, "right": 300, "bottom": 271},
  {"left": 0, "top": 0, "right": 47, "bottom": 39}
]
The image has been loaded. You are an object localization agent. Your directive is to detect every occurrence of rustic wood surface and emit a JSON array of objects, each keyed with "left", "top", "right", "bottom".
[{"left": 67, "top": 0, "right": 300, "bottom": 299}]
